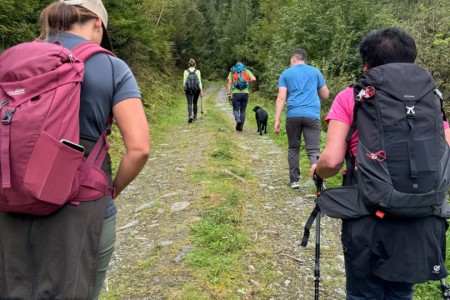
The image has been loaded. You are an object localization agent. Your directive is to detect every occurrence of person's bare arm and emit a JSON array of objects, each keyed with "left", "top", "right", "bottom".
[
  {"left": 112, "top": 98, "right": 150, "bottom": 197},
  {"left": 318, "top": 85, "right": 329, "bottom": 99},
  {"left": 310, "top": 120, "right": 349, "bottom": 179},
  {"left": 226, "top": 79, "right": 232, "bottom": 95},
  {"left": 274, "top": 87, "right": 287, "bottom": 134}
]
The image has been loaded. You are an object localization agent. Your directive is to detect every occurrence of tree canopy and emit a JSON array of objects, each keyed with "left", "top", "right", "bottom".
[{"left": 1, "top": 0, "right": 449, "bottom": 101}]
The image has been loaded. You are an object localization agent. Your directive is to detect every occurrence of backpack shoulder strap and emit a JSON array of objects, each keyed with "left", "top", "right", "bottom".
[
  {"left": 70, "top": 42, "right": 115, "bottom": 197},
  {"left": 72, "top": 42, "right": 115, "bottom": 62}
]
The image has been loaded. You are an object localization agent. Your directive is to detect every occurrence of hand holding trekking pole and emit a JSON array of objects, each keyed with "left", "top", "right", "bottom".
[{"left": 313, "top": 168, "right": 324, "bottom": 195}]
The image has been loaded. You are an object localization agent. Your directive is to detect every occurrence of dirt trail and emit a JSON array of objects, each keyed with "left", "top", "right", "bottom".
[{"left": 103, "top": 86, "right": 345, "bottom": 299}]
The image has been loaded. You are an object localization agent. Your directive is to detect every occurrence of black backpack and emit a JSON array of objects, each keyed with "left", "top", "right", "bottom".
[
  {"left": 185, "top": 69, "right": 200, "bottom": 94},
  {"left": 349, "top": 63, "right": 450, "bottom": 218},
  {"left": 302, "top": 63, "right": 450, "bottom": 246}
]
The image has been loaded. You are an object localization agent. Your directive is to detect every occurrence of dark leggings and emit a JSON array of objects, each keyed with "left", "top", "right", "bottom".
[
  {"left": 232, "top": 93, "right": 249, "bottom": 123},
  {"left": 185, "top": 90, "right": 200, "bottom": 117}
]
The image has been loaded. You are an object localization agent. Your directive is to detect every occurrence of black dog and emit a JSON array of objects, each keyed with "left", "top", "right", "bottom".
[{"left": 252, "top": 106, "right": 268, "bottom": 135}]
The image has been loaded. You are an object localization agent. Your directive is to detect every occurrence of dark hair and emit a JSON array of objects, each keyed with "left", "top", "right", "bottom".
[
  {"left": 359, "top": 27, "right": 417, "bottom": 69},
  {"left": 291, "top": 48, "right": 307, "bottom": 61}
]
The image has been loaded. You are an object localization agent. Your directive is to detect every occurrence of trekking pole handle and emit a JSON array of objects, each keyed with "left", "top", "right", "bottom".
[{"left": 313, "top": 168, "right": 324, "bottom": 195}]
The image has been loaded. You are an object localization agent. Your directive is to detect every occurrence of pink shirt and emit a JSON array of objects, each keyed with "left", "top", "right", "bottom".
[{"left": 325, "top": 86, "right": 449, "bottom": 158}]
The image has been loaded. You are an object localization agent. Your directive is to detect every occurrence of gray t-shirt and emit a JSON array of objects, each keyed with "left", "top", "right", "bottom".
[{"left": 49, "top": 33, "right": 141, "bottom": 217}]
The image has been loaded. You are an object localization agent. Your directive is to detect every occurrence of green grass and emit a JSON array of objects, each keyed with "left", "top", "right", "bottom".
[{"left": 184, "top": 128, "right": 248, "bottom": 288}]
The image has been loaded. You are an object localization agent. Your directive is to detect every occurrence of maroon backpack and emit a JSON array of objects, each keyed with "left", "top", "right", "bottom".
[{"left": 0, "top": 41, "right": 115, "bottom": 215}]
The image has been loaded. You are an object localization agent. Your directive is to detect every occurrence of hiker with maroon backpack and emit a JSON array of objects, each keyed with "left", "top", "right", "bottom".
[
  {"left": 0, "top": 0, "right": 150, "bottom": 299},
  {"left": 183, "top": 58, "right": 204, "bottom": 123},
  {"left": 309, "top": 27, "right": 450, "bottom": 299}
]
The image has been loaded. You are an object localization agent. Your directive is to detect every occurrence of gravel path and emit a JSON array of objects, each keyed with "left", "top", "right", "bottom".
[{"left": 103, "top": 86, "right": 345, "bottom": 299}]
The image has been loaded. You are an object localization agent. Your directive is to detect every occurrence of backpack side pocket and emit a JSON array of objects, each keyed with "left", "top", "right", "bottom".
[{"left": 24, "top": 131, "right": 83, "bottom": 205}]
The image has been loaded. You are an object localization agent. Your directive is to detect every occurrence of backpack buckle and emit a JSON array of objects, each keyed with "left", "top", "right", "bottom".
[
  {"left": 406, "top": 106, "right": 415, "bottom": 119},
  {"left": 2, "top": 109, "right": 16, "bottom": 125},
  {"left": 365, "top": 150, "right": 386, "bottom": 162},
  {"left": 0, "top": 100, "right": 8, "bottom": 109},
  {"left": 356, "top": 86, "right": 375, "bottom": 102}
]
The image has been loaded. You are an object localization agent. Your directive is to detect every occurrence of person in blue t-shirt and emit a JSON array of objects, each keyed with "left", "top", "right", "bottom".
[{"left": 274, "top": 48, "right": 329, "bottom": 189}]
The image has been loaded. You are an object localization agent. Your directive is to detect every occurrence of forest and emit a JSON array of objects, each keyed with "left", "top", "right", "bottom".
[
  {"left": 1, "top": 0, "right": 450, "bottom": 298},
  {"left": 1, "top": 0, "right": 449, "bottom": 118}
]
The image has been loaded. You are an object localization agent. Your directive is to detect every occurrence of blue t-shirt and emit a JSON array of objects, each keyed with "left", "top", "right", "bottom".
[
  {"left": 278, "top": 64, "right": 326, "bottom": 120},
  {"left": 49, "top": 33, "right": 141, "bottom": 217}
]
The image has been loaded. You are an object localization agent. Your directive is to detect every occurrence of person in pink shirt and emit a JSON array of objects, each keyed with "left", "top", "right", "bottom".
[{"left": 311, "top": 27, "right": 450, "bottom": 299}]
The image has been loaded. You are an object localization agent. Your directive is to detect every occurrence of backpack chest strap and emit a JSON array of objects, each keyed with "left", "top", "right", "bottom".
[
  {"left": 405, "top": 101, "right": 418, "bottom": 178},
  {"left": 0, "top": 105, "right": 16, "bottom": 188},
  {"left": 1, "top": 117, "right": 12, "bottom": 188}
]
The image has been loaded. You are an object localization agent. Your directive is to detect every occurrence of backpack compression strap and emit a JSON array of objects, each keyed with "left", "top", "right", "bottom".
[{"left": 76, "top": 132, "right": 114, "bottom": 198}]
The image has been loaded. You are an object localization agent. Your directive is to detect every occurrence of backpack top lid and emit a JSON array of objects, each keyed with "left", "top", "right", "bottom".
[
  {"left": 359, "top": 63, "right": 436, "bottom": 102},
  {"left": 0, "top": 41, "right": 73, "bottom": 83},
  {"left": 233, "top": 63, "right": 246, "bottom": 72}
]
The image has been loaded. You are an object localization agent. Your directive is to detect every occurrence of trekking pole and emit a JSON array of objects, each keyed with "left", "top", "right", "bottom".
[
  {"left": 312, "top": 157, "right": 325, "bottom": 300},
  {"left": 441, "top": 279, "right": 450, "bottom": 300},
  {"left": 200, "top": 95, "right": 204, "bottom": 117},
  {"left": 300, "top": 162, "right": 324, "bottom": 299},
  {"left": 313, "top": 173, "right": 324, "bottom": 300}
]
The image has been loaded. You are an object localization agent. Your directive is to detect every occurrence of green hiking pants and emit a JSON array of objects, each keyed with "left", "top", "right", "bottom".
[{"left": 93, "top": 214, "right": 116, "bottom": 300}]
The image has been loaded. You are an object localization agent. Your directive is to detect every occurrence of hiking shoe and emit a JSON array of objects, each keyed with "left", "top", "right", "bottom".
[
  {"left": 188, "top": 117, "right": 193, "bottom": 123},
  {"left": 236, "top": 122, "right": 242, "bottom": 131},
  {"left": 290, "top": 181, "right": 300, "bottom": 189},
  {"left": 193, "top": 116, "right": 197, "bottom": 121}
]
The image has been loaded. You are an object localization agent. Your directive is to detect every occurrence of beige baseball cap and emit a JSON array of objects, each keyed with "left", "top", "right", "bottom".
[{"left": 61, "top": 0, "right": 112, "bottom": 50}]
